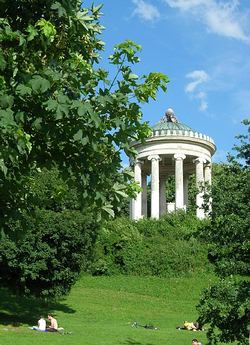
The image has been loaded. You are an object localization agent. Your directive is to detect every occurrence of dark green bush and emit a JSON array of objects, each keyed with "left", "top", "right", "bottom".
[
  {"left": 136, "top": 211, "right": 205, "bottom": 238},
  {"left": 141, "top": 236, "right": 207, "bottom": 276},
  {"left": 0, "top": 209, "right": 99, "bottom": 298},
  {"left": 91, "top": 213, "right": 211, "bottom": 277},
  {"left": 91, "top": 217, "right": 143, "bottom": 275},
  {"left": 197, "top": 278, "right": 250, "bottom": 345}
]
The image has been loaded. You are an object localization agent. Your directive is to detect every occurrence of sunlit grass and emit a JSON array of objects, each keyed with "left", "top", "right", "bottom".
[{"left": 0, "top": 273, "right": 221, "bottom": 345}]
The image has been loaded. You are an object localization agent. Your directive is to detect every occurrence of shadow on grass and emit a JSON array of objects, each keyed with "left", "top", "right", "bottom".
[
  {"left": 123, "top": 338, "right": 155, "bottom": 345},
  {"left": 0, "top": 287, "right": 75, "bottom": 327}
]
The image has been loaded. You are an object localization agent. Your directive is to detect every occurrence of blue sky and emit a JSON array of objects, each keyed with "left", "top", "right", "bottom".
[{"left": 85, "top": 0, "right": 250, "bottom": 163}]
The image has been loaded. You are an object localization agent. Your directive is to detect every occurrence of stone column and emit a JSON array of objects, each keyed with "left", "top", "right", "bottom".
[
  {"left": 142, "top": 173, "right": 148, "bottom": 218},
  {"left": 159, "top": 176, "right": 167, "bottom": 216},
  {"left": 204, "top": 162, "right": 212, "bottom": 215},
  {"left": 204, "top": 162, "right": 212, "bottom": 185},
  {"left": 131, "top": 160, "right": 142, "bottom": 220},
  {"left": 194, "top": 157, "right": 206, "bottom": 219},
  {"left": 129, "top": 200, "right": 132, "bottom": 219},
  {"left": 183, "top": 174, "right": 189, "bottom": 210},
  {"left": 148, "top": 155, "right": 161, "bottom": 219},
  {"left": 174, "top": 153, "right": 186, "bottom": 210}
]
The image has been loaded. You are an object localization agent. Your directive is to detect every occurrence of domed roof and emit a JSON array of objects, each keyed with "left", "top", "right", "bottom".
[{"left": 152, "top": 108, "right": 193, "bottom": 132}]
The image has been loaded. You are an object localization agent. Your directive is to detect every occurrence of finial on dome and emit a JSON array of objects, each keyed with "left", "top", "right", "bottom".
[{"left": 165, "top": 108, "right": 178, "bottom": 123}]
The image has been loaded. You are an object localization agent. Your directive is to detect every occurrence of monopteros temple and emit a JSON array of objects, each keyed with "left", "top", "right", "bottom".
[{"left": 130, "top": 108, "right": 216, "bottom": 220}]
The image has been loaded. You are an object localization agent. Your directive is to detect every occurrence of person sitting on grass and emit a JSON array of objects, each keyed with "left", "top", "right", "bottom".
[
  {"left": 30, "top": 316, "right": 46, "bottom": 331},
  {"left": 47, "top": 314, "right": 58, "bottom": 332}
]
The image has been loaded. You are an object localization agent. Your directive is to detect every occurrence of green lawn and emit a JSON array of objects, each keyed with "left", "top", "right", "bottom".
[{"left": 0, "top": 273, "right": 220, "bottom": 345}]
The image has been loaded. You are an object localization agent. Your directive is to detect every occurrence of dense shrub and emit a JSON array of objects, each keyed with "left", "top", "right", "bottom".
[
  {"left": 25, "top": 167, "right": 80, "bottom": 212},
  {"left": 0, "top": 209, "right": 99, "bottom": 298},
  {"left": 136, "top": 211, "right": 202, "bottom": 238},
  {"left": 196, "top": 122, "right": 250, "bottom": 345},
  {"left": 197, "top": 279, "right": 250, "bottom": 345},
  {"left": 91, "top": 212, "right": 210, "bottom": 277},
  {"left": 90, "top": 217, "right": 143, "bottom": 275}
]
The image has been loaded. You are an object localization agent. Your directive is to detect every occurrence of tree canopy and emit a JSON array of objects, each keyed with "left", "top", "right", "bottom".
[
  {"left": 0, "top": 0, "right": 168, "bottom": 223},
  {"left": 197, "top": 121, "right": 250, "bottom": 345},
  {"left": 0, "top": 0, "right": 168, "bottom": 297}
]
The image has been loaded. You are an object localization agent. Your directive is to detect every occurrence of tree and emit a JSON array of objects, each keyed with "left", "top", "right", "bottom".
[
  {"left": 24, "top": 167, "right": 81, "bottom": 212},
  {"left": 0, "top": 166, "right": 100, "bottom": 297},
  {"left": 197, "top": 121, "right": 250, "bottom": 345},
  {"left": 0, "top": 208, "right": 98, "bottom": 297},
  {"left": 0, "top": 0, "right": 168, "bottom": 222},
  {"left": 0, "top": 0, "right": 168, "bottom": 297}
]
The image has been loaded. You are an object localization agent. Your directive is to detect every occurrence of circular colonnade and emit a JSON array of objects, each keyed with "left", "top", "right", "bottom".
[{"left": 130, "top": 108, "right": 216, "bottom": 220}]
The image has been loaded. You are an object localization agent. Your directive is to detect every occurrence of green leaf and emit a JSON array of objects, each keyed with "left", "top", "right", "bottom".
[
  {"left": 90, "top": 111, "right": 101, "bottom": 127},
  {"left": 112, "top": 183, "right": 128, "bottom": 198},
  {"left": 91, "top": 4, "right": 103, "bottom": 15},
  {"left": 15, "top": 112, "right": 25, "bottom": 124},
  {"left": 77, "top": 102, "right": 92, "bottom": 117},
  {"left": 128, "top": 73, "right": 138, "bottom": 80},
  {"left": 81, "top": 137, "right": 89, "bottom": 146},
  {"left": 26, "top": 25, "right": 38, "bottom": 41},
  {"left": 0, "top": 95, "right": 14, "bottom": 109},
  {"left": 51, "top": 2, "right": 67, "bottom": 17},
  {"left": 94, "top": 191, "right": 105, "bottom": 201},
  {"left": 36, "top": 19, "right": 56, "bottom": 41},
  {"left": 102, "top": 205, "right": 115, "bottom": 218},
  {"left": 56, "top": 103, "right": 69, "bottom": 120},
  {"left": 57, "top": 94, "right": 69, "bottom": 104},
  {"left": 16, "top": 84, "right": 32, "bottom": 97},
  {"left": 73, "top": 129, "right": 83, "bottom": 141},
  {"left": 73, "top": 130, "right": 89, "bottom": 146},
  {"left": 76, "top": 12, "right": 93, "bottom": 23},
  {"left": 114, "top": 190, "right": 128, "bottom": 198},
  {"left": 19, "top": 35, "right": 26, "bottom": 46},
  {"left": 46, "top": 98, "right": 58, "bottom": 111},
  {"left": 123, "top": 169, "right": 134, "bottom": 178},
  {"left": 16, "top": 130, "right": 32, "bottom": 154},
  {"left": 32, "top": 117, "right": 42, "bottom": 130},
  {"left": 77, "top": 105, "right": 87, "bottom": 117},
  {"left": 0, "top": 158, "right": 7, "bottom": 176},
  {"left": 0, "top": 49, "right": 6, "bottom": 71},
  {"left": 96, "top": 95, "right": 113, "bottom": 107},
  {"left": 0, "top": 109, "right": 15, "bottom": 128},
  {"left": 45, "top": 96, "right": 69, "bottom": 119},
  {"left": 29, "top": 76, "right": 50, "bottom": 94}
]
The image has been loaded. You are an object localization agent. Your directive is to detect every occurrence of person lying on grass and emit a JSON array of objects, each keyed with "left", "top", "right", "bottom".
[
  {"left": 184, "top": 321, "right": 199, "bottom": 331},
  {"left": 192, "top": 338, "right": 202, "bottom": 345},
  {"left": 176, "top": 321, "right": 203, "bottom": 331}
]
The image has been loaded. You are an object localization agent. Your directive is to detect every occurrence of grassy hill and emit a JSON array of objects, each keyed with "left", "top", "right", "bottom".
[{"left": 0, "top": 273, "right": 223, "bottom": 345}]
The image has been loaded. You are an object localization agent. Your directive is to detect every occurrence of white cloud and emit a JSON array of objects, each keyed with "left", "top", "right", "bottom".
[
  {"left": 164, "top": 0, "right": 250, "bottom": 43},
  {"left": 185, "top": 70, "right": 209, "bottom": 111},
  {"left": 166, "top": 0, "right": 205, "bottom": 11},
  {"left": 132, "top": 0, "right": 160, "bottom": 22},
  {"left": 185, "top": 70, "right": 209, "bottom": 93},
  {"left": 196, "top": 92, "right": 208, "bottom": 111}
]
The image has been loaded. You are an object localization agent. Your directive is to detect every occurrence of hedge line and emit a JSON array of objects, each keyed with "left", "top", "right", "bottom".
[{"left": 90, "top": 212, "right": 211, "bottom": 277}]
